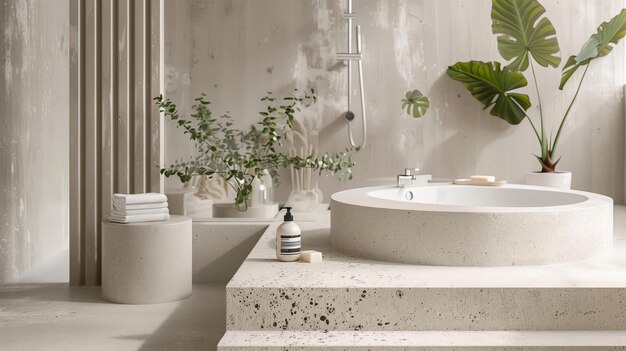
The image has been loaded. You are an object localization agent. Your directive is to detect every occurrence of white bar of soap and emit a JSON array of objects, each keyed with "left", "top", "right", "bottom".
[
  {"left": 301, "top": 250, "right": 322, "bottom": 263},
  {"left": 470, "top": 175, "right": 495, "bottom": 182}
]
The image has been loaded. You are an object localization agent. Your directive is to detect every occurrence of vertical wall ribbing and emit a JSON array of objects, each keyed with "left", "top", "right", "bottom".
[
  {"left": 100, "top": 0, "right": 112, "bottom": 285},
  {"left": 144, "top": 0, "right": 151, "bottom": 190},
  {"left": 132, "top": 0, "right": 145, "bottom": 193},
  {"left": 69, "top": 0, "right": 163, "bottom": 286},
  {"left": 79, "top": 0, "right": 87, "bottom": 286},
  {"left": 105, "top": 0, "right": 119, "bottom": 195},
  {"left": 150, "top": 0, "right": 164, "bottom": 192},
  {"left": 96, "top": 0, "right": 104, "bottom": 285},
  {"left": 127, "top": 0, "right": 136, "bottom": 195},
  {"left": 117, "top": 0, "right": 130, "bottom": 195},
  {"left": 69, "top": 0, "right": 85, "bottom": 286},
  {"left": 83, "top": 0, "right": 98, "bottom": 286}
]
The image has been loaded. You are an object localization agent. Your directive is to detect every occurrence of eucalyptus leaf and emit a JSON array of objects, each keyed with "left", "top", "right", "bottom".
[
  {"left": 447, "top": 61, "right": 531, "bottom": 125},
  {"left": 400, "top": 89, "right": 430, "bottom": 118},
  {"left": 491, "top": 0, "right": 561, "bottom": 71},
  {"left": 559, "top": 8, "right": 626, "bottom": 89}
]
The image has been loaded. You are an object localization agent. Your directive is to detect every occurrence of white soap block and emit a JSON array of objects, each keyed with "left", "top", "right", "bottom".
[
  {"left": 301, "top": 250, "right": 322, "bottom": 263},
  {"left": 470, "top": 175, "right": 495, "bottom": 182},
  {"left": 453, "top": 178, "right": 507, "bottom": 187}
]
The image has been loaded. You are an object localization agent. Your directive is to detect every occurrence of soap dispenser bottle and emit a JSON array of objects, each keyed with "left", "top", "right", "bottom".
[{"left": 276, "top": 207, "right": 301, "bottom": 262}]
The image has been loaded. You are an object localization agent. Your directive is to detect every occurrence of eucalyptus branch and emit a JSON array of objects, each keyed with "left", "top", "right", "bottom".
[{"left": 155, "top": 88, "right": 356, "bottom": 206}]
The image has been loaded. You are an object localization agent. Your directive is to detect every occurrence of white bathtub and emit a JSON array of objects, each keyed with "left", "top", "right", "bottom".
[{"left": 330, "top": 184, "right": 613, "bottom": 266}]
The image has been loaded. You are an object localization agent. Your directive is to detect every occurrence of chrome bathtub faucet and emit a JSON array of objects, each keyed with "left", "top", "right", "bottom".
[{"left": 397, "top": 168, "right": 431, "bottom": 187}]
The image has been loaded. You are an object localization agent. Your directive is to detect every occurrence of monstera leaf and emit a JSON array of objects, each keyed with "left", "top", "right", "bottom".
[
  {"left": 560, "top": 9, "right": 626, "bottom": 89},
  {"left": 491, "top": 0, "right": 561, "bottom": 71},
  {"left": 447, "top": 61, "right": 531, "bottom": 125},
  {"left": 401, "top": 89, "right": 430, "bottom": 118}
]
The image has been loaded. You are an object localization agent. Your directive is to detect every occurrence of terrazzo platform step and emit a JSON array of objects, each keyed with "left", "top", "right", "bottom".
[
  {"left": 227, "top": 286, "right": 626, "bottom": 331},
  {"left": 218, "top": 330, "right": 626, "bottom": 350},
  {"left": 226, "top": 209, "right": 626, "bottom": 333}
]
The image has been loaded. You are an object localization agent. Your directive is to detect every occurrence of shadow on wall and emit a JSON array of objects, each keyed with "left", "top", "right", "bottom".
[
  {"left": 423, "top": 73, "right": 510, "bottom": 179},
  {"left": 16, "top": 249, "right": 69, "bottom": 284},
  {"left": 319, "top": 112, "right": 349, "bottom": 149},
  {"left": 192, "top": 223, "right": 268, "bottom": 283},
  {"left": 563, "top": 105, "right": 594, "bottom": 191}
]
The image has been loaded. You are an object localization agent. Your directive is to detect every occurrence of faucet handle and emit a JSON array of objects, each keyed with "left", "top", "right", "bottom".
[{"left": 404, "top": 168, "right": 420, "bottom": 176}]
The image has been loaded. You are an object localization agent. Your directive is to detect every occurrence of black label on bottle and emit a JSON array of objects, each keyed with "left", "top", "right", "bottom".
[{"left": 280, "top": 234, "right": 301, "bottom": 255}]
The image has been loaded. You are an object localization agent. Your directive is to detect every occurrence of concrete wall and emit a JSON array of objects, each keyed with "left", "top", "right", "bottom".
[
  {"left": 0, "top": 0, "right": 69, "bottom": 284},
  {"left": 164, "top": 0, "right": 626, "bottom": 203}
]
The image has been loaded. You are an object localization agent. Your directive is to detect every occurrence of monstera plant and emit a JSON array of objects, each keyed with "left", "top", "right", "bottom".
[
  {"left": 401, "top": 89, "right": 430, "bottom": 118},
  {"left": 447, "top": 0, "right": 626, "bottom": 173}
]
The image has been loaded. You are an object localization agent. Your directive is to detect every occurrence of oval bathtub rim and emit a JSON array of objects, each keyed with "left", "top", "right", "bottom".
[{"left": 330, "top": 183, "right": 613, "bottom": 214}]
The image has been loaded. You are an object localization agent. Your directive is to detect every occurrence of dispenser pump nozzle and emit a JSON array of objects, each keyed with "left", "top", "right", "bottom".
[{"left": 281, "top": 207, "right": 293, "bottom": 221}]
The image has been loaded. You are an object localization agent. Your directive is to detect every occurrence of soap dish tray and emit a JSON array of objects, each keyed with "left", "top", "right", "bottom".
[{"left": 453, "top": 179, "right": 507, "bottom": 186}]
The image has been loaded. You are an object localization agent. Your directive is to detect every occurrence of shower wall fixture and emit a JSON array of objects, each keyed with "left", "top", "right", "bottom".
[{"left": 336, "top": 0, "right": 367, "bottom": 148}]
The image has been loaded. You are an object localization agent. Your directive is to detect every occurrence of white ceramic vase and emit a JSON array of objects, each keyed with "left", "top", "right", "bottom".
[
  {"left": 286, "top": 189, "right": 319, "bottom": 212},
  {"left": 525, "top": 171, "right": 572, "bottom": 189}
]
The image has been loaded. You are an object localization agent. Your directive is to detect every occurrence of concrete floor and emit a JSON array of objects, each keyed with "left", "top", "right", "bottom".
[{"left": 0, "top": 283, "right": 225, "bottom": 351}]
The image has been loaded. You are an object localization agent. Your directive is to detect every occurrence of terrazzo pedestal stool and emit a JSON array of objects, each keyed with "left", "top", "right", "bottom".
[{"left": 102, "top": 216, "right": 192, "bottom": 304}]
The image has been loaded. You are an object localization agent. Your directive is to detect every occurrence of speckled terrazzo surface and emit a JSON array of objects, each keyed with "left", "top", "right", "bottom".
[
  {"left": 228, "top": 209, "right": 626, "bottom": 289},
  {"left": 228, "top": 285, "right": 626, "bottom": 331},
  {"left": 331, "top": 185, "right": 612, "bottom": 266},
  {"left": 224, "top": 207, "right": 626, "bottom": 333},
  {"left": 219, "top": 331, "right": 626, "bottom": 350}
]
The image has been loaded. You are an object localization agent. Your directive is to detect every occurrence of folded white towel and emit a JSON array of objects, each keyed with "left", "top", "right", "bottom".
[
  {"left": 111, "top": 207, "right": 169, "bottom": 216},
  {"left": 109, "top": 213, "right": 170, "bottom": 224},
  {"left": 112, "top": 193, "right": 168, "bottom": 205},
  {"left": 112, "top": 202, "right": 169, "bottom": 211}
]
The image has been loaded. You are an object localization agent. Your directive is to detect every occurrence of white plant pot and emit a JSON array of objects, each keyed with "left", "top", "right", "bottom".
[{"left": 525, "top": 171, "right": 572, "bottom": 189}]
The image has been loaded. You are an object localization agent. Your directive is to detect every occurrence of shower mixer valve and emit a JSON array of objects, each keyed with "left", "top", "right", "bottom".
[{"left": 344, "top": 111, "right": 355, "bottom": 121}]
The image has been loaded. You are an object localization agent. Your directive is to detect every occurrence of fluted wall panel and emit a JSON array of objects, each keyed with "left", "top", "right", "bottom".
[{"left": 70, "top": 0, "right": 163, "bottom": 286}]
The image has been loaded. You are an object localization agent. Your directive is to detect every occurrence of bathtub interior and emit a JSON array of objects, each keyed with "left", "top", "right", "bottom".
[{"left": 367, "top": 185, "right": 589, "bottom": 208}]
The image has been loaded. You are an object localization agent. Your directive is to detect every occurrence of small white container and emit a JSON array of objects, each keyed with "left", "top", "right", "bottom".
[
  {"left": 276, "top": 207, "right": 301, "bottom": 262},
  {"left": 526, "top": 171, "right": 572, "bottom": 189}
]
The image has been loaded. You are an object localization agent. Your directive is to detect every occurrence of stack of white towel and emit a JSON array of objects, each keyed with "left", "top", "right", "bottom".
[{"left": 110, "top": 193, "right": 170, "bottom": 224}]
